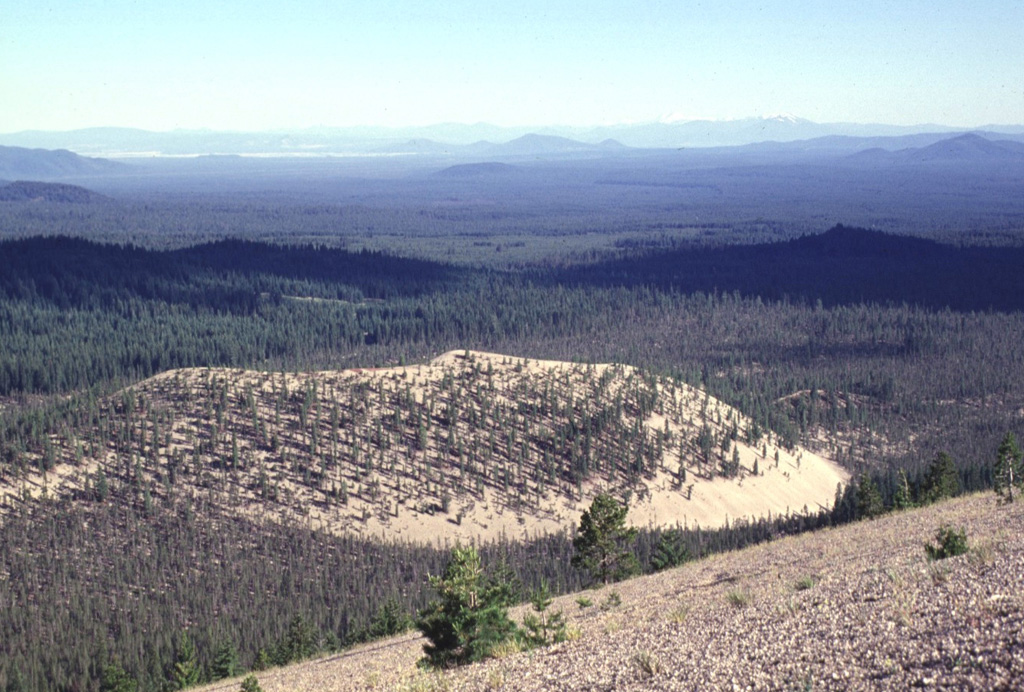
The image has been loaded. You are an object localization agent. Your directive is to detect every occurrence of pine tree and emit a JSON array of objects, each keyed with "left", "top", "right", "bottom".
[
  {"left": 521, "top": 580, "right": 567, "bottom": 647},
  {"left": 856, "top": 472, "right": 885, "bottom": 519},
  {"left": 994, "top": 432, "right": 1023, "bottom": 503},
  {"left": 571, "top": 493, "right": 639, "bottom": 585},
  {"left": 650, "top": 528, "right": 692, "bottom": 571},
  {"left": 4, "top": 667, "right": 25, "bottom": 692},
  {"left": 893, "top": 469, "right": 914, "bottom": 510},
  {"left": 922, "top": 452, "right": 960, "bottom": 503},
  {"left": 210, "top": 641, "right": 239, "bottom": 681},
  {"left": 170, "top": 631, "right": 202, "bottom": 689},
  {"left": 239, "top": 675, "right": 263, "bottom": 692},
  {"left": 99, "top": 661, "right": 137, "bottom": 692},
  {"left": 416, "top": 545, "right": 517, "bottom": 667}
]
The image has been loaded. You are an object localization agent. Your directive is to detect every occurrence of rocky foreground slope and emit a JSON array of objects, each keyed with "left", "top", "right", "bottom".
[{"left": 202, "top": 493, "right": 1022, "bottom": 691}]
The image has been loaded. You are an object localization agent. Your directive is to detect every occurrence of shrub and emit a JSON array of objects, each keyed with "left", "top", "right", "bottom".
[
  {"left": 794, "top": 575, "right": 816, "bottom": 591},
  {"left": 726, "top": 588, "right": 752, "bottom": 608},
  {"left": 239, "top": 675, "right": 263, "bottom": 692},
  {"left": 599, "top": 590, "right": 621, "bottom": 610},
  {"left": 925, "top": 525, "right": 968, "bottom": 561}
]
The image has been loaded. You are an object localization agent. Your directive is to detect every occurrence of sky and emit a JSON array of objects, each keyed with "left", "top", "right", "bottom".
[{"left": 2, "top": 0, "right": 1022, "bottom": 133}]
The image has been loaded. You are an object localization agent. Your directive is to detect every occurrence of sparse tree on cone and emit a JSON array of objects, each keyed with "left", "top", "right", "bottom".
[
  {"left": 571, "top": 492, "right": 639, "bottom": 585},
  {"left": 994, "top": 432, "right": 1023, "bottom": 503}
]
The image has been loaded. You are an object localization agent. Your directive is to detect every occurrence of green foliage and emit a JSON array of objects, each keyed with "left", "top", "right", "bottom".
[
  {"left": 921, "top": 452, "right": 960, "bottom": 504},
  {"left": 210, "top": 640, "right": 239, "bottom": 681},
  {"left": 416, "top": 546, "right": 517, "bottom": 668},
  {"left": 925, "top": 525, "right": 969, "bottom": 561},
  {"left": 99, "top": 662, "right": 137, "bottom": 692},
  {"left": 994, "top": 432, "right": 1023, "bottom": 503},
  {"left": 794, "top": 575, "right": 816, "bottom": 591},
  {"left": 274, "top": 615, "right": 318, "bottom": 666},
  {"left": 726, "top": 588, "right": 752, "bottom": 608},
  {"left": 855, "top": 472, "right": 885, "bottom": 520},
  {"left": 571, "top": 493, "right": 639, "bottom": 585},
  {"left": 600, "top": 590, "right": 622, "bottom": 610},
  {"left": 892, "top": 469, "right": 915, "bottom": 510},
  {"left": 4, "top": 667, "right": 25, "bottom": 692},
  {"left": 239, "top": 674, "right": 263, "bottom": 692},
  {"left": 363, "top": 597, "right": 413, "bottom": 642},
  {"left": 520, "top": 581, "right": 567, "bottom": 648},
  {"left": 650, "top": 528, "right": 692, "bottom": 572},
  {"left": 170, "top": 631, "right": 202, "bottom": 689},
  {"left": 252, "top": 650, "right": 271, "bottom": 672}
]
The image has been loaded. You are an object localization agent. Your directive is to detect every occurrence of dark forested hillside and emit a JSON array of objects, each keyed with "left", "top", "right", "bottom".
[
  {"left": 569, "top": 224, "right": 1024, "bottom": 312},
  {"left": 0, "top": 181, "right": 109, "bottom": 203}
]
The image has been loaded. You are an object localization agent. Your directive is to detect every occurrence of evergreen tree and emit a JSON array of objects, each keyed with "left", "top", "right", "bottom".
[
  {"left": 521, "top": 580, "right": 567, "bottom": 647},
  {"left": 921, "top": 452, "right": 960, "bottom": 503},
  {"left": 994, "top": 432, "right": 1023, "bottom": 503},
  {"left": 416, "top": 545, "right": 517, "bottom": 668},
  {"left": 210, "top": 641, "right": 239, "bottom": 681},
  {"left": 4, "top": 667, "right": 25, "bottom": 692},
  {"left": 855, "top": 473, "right": 884, "bottom": 519},
  {"left": 364, "top": 597, "right": 412, "bottom": 641},
  {"left": 239, "top": 675, "right": 263, "bottom": 692},
  {"left": 650, "top": 528, "right": 692, "bottom": 572},
  {"left": 99, "top": 661, "right": 137, "bottom": 692},
  {"left": 170, "top": 631, "right": 202, "bottom": 689},
  {"left": 893, "top": 469, "right": 914, "bottom": 510},
  {"left": 571, "top": 493, "right": 639, "bottom": 585},
  {"left": 276, "top": 615, "right": 317, "bottom": 665}
]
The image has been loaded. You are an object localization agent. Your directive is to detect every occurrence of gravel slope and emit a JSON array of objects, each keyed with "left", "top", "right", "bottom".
[{"left": 201, "top": 493, "right": 1023, "bottom": 691}]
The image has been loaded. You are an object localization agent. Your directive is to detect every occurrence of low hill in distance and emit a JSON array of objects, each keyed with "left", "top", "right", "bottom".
[
  {"left": 435, "top": 162, "right": 522, "bottom": 178},
  {"left": 847, "top": 132, "right": 1024, "bottom": 166},
  {"left": 0, "top": 145, "right": 125, "bottom": 179},
  {"left": 0, "top": 350, "right": 846, "bottom": 543},
  {"left": 575, "top": 224, "right": 1024, "bottom": 312},
  {"left": 0, "top": 180, "right": 109, "bottom": 203},
  {"left": 203, "top": 492, "right": 1024, "bottom": 691}
]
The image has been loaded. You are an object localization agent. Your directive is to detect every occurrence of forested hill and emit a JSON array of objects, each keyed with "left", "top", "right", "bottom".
[
  {"left": 0, "top": 236, "right": 458, "bottom": 309},
  {"left": 5, "top": 226, "right": 1024, "bottom": 314},
  {"left": 0, "top": 181, "right": 109, "bottom": 203},
  {"left": 567, "top": 224, "right": 1024, "bottom": 312}
]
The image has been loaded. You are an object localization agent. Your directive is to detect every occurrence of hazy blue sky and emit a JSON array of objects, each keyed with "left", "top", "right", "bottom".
[{"left": 2, "top": 0, "right": 1022, "bottom": 132}]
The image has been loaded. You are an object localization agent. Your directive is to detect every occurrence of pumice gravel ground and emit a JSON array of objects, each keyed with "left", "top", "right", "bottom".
[{"left": 200, "top": 492, "right": 1023, "bottom": 691}]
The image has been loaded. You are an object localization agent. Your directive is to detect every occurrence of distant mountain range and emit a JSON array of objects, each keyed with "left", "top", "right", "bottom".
[
  {"left": 3, "top": 118, "right": 1024, "bottom": 157},
  {"left": 1, "top": 129, "right": 1023, "bottom": 183},
  {"left": 0, "top": 145, "right": 125, "bottom": 180}
]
